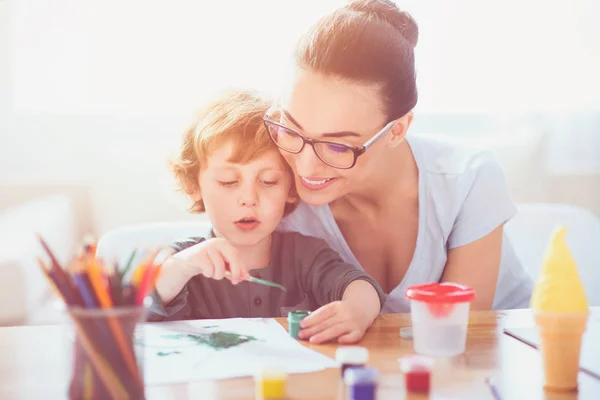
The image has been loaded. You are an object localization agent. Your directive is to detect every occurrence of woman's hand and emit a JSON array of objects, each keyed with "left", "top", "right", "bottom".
[
  {"left": 155, "top": 238, "right": 248, "bottom": 304},
  {"left": 298, "top": 280, "right": 381, "bottom": 344}
]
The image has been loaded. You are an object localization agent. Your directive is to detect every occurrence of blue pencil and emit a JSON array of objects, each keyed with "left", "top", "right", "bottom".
[{"left": 73, "top": 273, "right": 98, "bottom": 309}]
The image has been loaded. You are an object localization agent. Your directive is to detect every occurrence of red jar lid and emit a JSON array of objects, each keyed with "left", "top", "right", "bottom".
[{"left": 405, "top": 282, "right": 475, "bottom": 304}]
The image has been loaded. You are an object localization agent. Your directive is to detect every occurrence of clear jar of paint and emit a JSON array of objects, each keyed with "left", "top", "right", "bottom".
[
  {"left": 287, "top": 310, "right": 310, "bottom": 339},
  {"left": 343, "top": 367, "right": 378, "bottom": 400},
  {"left": 405, "top": 282, "right": 475, "bottom": 357},
  {"left": 336, "top": 346, "right": 369, "bottom": 378}
]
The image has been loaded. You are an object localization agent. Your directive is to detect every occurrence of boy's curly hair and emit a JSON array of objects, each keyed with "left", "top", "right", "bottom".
[{"left": 170, "top": 89, "right": 297, "bottom": 215}]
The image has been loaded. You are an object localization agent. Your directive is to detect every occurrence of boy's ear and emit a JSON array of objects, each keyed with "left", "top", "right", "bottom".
[{"left": 191, "top": 187, "right": 202, "bottom": 202}]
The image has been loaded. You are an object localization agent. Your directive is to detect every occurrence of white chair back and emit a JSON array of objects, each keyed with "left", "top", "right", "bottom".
[
  {"left": 96, "top": 220, "right": 211, "bottom": 269},
  {"left": 505, "top": 203, "right": 600, "bottom": 306}
]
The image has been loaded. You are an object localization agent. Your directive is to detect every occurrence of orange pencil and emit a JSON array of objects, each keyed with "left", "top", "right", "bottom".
[
  {"left": 87, "top": 261, "right": 144, "bottom": 389},
  {"left": 131, "top": 263, "right": 148, "bottom": 288}
]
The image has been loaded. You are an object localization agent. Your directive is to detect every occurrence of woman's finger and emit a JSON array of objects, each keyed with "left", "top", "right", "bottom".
[
  {"left": 300, "top": 302, "right": 340, "bottom": 328},
  {"left": 309, "top": 323, "right": 349, "bottom": 344},
  {"left": 206, "top": 248, "right": 226, "bottom": 280}
]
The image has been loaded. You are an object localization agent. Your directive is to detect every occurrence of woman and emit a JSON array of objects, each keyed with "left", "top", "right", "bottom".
[{"left": 264, "top": 0, "right": 533, "bottom": 314}]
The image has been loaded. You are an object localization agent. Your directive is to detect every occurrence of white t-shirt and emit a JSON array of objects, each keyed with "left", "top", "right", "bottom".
[{"left": 279, "top": 134, "right": 534, "bottom": 313}]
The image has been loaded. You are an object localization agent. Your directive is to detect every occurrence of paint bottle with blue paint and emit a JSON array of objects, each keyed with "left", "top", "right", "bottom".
[
  {"left": 344, "top": 367, "right": 378, "bottom": 400},
  {"left": 287, "top": 310, "right": 310, "bottom": 339}
]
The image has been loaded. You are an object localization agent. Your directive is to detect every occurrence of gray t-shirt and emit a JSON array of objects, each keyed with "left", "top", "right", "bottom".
[
  {"left": 149, "top": 230, "right": 386, "bottom": 321},
  {"left": 279, "top": 134, "right": 534, "bottom": 312}
]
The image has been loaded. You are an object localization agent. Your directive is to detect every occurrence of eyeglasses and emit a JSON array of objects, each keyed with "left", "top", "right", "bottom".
[{"left": 263, "top": 106, "right": 394, "bottom": 169}]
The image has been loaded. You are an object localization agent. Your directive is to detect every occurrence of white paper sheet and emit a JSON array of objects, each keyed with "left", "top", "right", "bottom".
[{"left": 138, "top": 318, "right": 339, "bottom": 384}]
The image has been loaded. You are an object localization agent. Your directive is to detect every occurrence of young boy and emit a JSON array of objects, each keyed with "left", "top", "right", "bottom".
[{"left": 150, "top": 90, "right": 385, "bottom": 344}]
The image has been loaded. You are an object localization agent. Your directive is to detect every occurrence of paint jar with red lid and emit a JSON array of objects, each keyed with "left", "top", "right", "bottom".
[{"left": 405, "top": 282, "right": 475, "bottom": 357}]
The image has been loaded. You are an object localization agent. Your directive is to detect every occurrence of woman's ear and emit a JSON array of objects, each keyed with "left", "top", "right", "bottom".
[{"left": 388, "top": 111, "right": 414, "bottom": 147}]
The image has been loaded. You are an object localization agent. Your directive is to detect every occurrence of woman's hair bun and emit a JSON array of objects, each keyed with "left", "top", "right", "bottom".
[{"left": 346, "top": 0, "right": 418, "bottom": 48}]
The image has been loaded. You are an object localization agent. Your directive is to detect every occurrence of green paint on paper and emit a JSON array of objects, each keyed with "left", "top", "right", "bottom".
[
  {"left": 161, "top": 331, "right": 257, "bottom": 350},
  {"left": 157, "top": 351, "right": 181, "bottom": 357}
]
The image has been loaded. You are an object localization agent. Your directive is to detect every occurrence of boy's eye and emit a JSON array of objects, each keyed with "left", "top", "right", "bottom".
[
  {"left": 218, "top": 181, "right": 237, "bottom": 187},
  {"left": 261, "top": 180, "right": 278, "bottom": 186}
]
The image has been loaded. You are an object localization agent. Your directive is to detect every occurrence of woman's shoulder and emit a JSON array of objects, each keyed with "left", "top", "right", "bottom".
[
  {"left": 409, "top": 133, "right": 516, "bottom": 238},
  {"left": 408, "top": 133, "right": 504, "bottom": 179}
]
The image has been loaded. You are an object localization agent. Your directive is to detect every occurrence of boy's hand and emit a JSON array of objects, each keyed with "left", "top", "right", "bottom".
[
  {"left": 175, "top": 237, "right": 249, "bottom": 283},
  {"left": 297, "top": 280, "right": 381, "bottom": 344},
  {"left": 297, "top": 301, "right": 369, "bottom": 344},
  {"left": 156, "top": 238, "right": 248, "bottom": 304}
]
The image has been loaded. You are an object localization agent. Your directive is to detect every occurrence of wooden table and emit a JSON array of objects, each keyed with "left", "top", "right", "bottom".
[{"left": 0, "top": 309, "right": 598, "bottom": 399}]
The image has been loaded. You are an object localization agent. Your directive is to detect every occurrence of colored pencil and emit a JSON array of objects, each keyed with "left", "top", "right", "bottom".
[
  {"left": 38, "top": 260, "right": 128, "bottom": 400},
  {"left": 120, "top": 249, "right": 138, "bottom": 281},
  {"left": 37, "top": 234, "right": 168, "bottom": 399},
  {"left": 87, "top": 261, "right": 144, "bottom": 388}
]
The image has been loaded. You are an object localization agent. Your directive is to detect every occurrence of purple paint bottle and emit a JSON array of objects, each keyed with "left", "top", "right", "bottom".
[
  {"left": 343, "top": 367, "right": 378, "bottom": 400},
  {"left": 336, "top": 346, "right": 369, "bottom": 378}
]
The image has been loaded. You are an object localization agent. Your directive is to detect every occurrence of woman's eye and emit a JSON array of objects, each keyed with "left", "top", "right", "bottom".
[
  {"left": 218, "top": 181, "right": 237, "bottom": 187},
  {"left": 327, "top": 143, "right": 350, "bottom": 153}
]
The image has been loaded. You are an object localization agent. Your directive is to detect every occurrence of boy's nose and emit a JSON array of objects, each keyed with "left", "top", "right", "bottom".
[{"left": 238, "top": 186, "right": 258, "bottom": 207}]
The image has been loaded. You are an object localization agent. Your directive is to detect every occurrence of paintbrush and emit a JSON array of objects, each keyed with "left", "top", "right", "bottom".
[
  {"left": 171, "top": 258, "right": 286, "bottom": 291},
  {"left": 224, "top": 271, "right": 286, "bottom": 291}
]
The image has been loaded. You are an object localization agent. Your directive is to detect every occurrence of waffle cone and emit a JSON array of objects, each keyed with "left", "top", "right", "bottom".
[{"left": 534, "top": 312, "right": 588, "bottom": 392}]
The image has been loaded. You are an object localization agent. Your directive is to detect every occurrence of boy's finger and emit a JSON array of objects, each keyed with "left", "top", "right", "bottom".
[
  {"left": 298, "top": 314, "right": 340, "bottom": 340},
  {"left": 337, "top": 330, "right": 362, "bottom": 344},
  {"left": 218, "top": 242, "right": 244, "bottom": 283},
  {"left": 207, "top": 248, "right": 226, "bottom": 280},
  {"left": 239, "top": 270, "right": 251, "bottom": 280},
  {"left": 309, "top": 323, "right": 349, "bottom": 344},
  {"left": 199, "top": 252, "right": 214, "bottom": 278},
  {"left": 300, "top": 302, "right": 339, "bottom": 328}
]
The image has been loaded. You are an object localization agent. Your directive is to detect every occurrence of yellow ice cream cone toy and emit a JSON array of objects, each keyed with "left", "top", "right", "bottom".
[{"left": 530, "top": 226, "right": 589, "bottom": 392}]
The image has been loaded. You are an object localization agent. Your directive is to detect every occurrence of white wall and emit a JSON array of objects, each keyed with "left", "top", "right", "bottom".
[{"left": 1, "top": 0, "right": 599, "bottom": 242}]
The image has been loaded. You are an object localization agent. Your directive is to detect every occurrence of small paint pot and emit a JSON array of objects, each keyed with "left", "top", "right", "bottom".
[
  {"left": 255, "top": 366, "right": 287, "bottom": 399},
  {"left": 343, "top": 367, "right": 378, "bottom": 400},
  {"left": 398, "top": 355, "right": 434, "bottom": 394},
  {"left": 287, "top": 310, "right": 310, "bottom": 339},
  {"left": 336, "top": 346, "right": 369, "bottom": 378}
]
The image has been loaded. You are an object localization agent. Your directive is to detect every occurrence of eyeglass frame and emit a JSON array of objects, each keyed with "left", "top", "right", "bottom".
[{"left": 263, "top": 107, "right": 396, "bottom": 169}]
